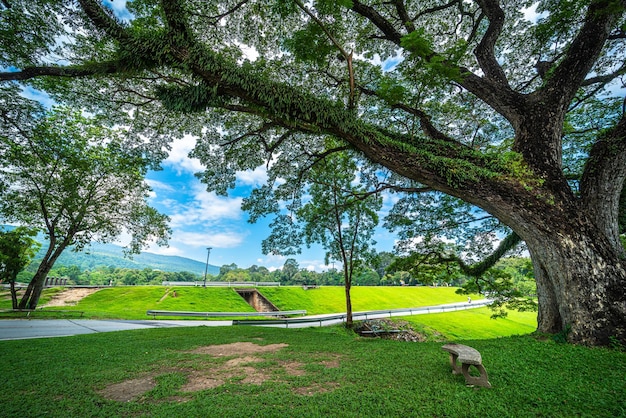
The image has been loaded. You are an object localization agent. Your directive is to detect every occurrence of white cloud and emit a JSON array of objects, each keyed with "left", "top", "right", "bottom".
[
  {"left": 236, "top": 166, "right": 268, "bottom": 186},
  {"left": 146, "top": 179, "right": 176, "bottom": 192},
  {"left": 21, "top": 86, "right": 55, "bottom": 109},
  {"left": 103, "top": 0, "right": 133, "bottom": 21},
  {"left": 163, "top": 135, "right": 204, "bottom": 174},
  {"left": 145, "top": 245, "right": 185, "bottom": 257},
  {"left": 168, "top": 187, "right": 243, "bottom": 228},
  {"left": 174, "top": 230, "right": 246, "bottom": 248},
  {"left": 237, "top": 42, "right": 260, "bottom": 62},
  {"left": 381, "top": 189, "right": 398, "bottom": 213},
  {"left": 164, "top": 135, "right": 268, "bottom": 188},
  {"left": 521, "top": 3, "right": 548, "bottom": 23}
]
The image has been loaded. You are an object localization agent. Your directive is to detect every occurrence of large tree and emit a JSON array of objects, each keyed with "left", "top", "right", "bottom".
[
  {"left": 1, "top": 0, "right": 625, "bottom": 345},
  {"left": 0, "top": 104, "right": 170, "bottom": 309}
]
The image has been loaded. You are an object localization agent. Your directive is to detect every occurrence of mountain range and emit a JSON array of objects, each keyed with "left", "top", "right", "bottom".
[
  {"left": 2, "top": 225, "right": 220, "bottom": 275},
  {"left": 42, "top": 242, "right": 221, "bottom": 276}
]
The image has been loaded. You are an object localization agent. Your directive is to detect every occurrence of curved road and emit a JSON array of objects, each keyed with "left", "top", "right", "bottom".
[{"left": 0, "top": 299, "right": 490, "bottom": 341}]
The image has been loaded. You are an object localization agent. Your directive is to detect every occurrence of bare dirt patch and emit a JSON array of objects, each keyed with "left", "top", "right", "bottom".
[
  {"left": 281, "top": 360, "right": 306, "bottom": 376},
  {"left": 42, "top": 288, "right": 101, "bottom": 307},
  {"left": 97, "top": 376, "right": 156, "bottom": 402},
  {"left": 97, "top": 342, "right": 342, "bottom": 402},
  {"left": 187, "top": 342, "right": 289, "bottom": 356},
  {"left": 181, "top": 359, "right": 270, "bottom": 392},
  {"left": 320, "top": 355, "right": 342, "bottom": 368}
]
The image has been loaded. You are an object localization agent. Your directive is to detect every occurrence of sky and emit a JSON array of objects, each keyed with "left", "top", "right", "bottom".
[
  {"left": 141, "top": 135, "right": 399, "bottom": 271},
  {"left": 6, "top": 0, "right": 401, "bottom": 273}
]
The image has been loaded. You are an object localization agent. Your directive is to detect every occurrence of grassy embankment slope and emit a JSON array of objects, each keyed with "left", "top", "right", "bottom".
[{"left": 1, "top": 286, "right": 536, "bottom": 340}]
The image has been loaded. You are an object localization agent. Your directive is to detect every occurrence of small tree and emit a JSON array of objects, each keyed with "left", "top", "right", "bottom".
[
  {"left": 0, "top": 106, "right": 170, "bottom": 309},
  {"left": 280, "top": 259, "right": 300, "bottom": 284},
  {"left": 276, "top": 152, "right": 382, "bottom": 327},
  {"left": 0, "top": 227, "right": 40, "bottom": 309}
]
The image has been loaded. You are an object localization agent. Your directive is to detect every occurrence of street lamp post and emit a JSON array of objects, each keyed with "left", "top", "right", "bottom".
[{"left": 203, "top": 247, "right": 212, "bottom": 287}]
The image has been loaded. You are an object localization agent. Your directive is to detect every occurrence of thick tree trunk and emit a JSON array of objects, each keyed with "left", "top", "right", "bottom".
[
  {"left": 18, "top": 242, "right": 66, "bottom": 310},
  {"left": 522, "top": 222, "right": 626, "bottom": 345},
  {"left": 18, "top": 261, "right": 54, "bottom": 310}
]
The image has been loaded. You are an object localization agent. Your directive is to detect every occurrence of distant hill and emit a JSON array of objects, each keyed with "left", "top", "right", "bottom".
[
  {"left": 40, "top": 242, "right": 221, "bottom": 276},
  {"left": 1, "top": 225, "right": 218, "bottom": 275}
]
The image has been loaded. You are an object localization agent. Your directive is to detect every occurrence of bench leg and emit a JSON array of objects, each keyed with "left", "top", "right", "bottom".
[
  {"left": 448, "top": 353, "right": 462, "bottom": 374},
  {"left": 461, "top": 363, "right": 492, "bottom": 388}
]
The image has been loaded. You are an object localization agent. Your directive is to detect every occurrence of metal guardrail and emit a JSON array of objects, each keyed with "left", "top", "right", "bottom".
[
  {"left": 161, "top": 281, "right": 282, "bottom": 287},
  {"left": 146, "top": 309, "right": 306, "bottom": 319},
  {"left": 232, "top": 300, "right": 492, "bottom": 328},
  {"left": 233, "top": 314, "right": 346, "bottom": 327}
]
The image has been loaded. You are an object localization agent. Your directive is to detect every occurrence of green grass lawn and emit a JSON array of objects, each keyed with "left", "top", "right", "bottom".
[
  {"left": 404, "top": 307, "right": 538, "bottom": 340},
  {"left": 2, "top": 285, "right": 481, "bottom": 320},
  {"left": 70, "top": 286, "right": 256, "bottom": 319},
  {"left": 0, "top": 287, "right": 256, "bottom": 319},
  {"left": 258, "top": 285, "right": 479, "bottom": 314},
  {"left": 0, "top": 326, "right": 623, "bottom": 417}
]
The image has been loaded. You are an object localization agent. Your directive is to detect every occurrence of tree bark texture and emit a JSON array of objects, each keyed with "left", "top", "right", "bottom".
[
  {"left": 344, "top": 280, "right": 353, "bottom": 328},
  {"left": 18, "top": 243, "right": 67, "bottom": 310},
  {"left": 523, "top": 220, "right": 626, "bottom": 345}
]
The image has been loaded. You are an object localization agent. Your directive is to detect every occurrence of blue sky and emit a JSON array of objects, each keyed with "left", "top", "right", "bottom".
[
  {"left": 142, "top": 135, "right": 399, "bottom": 271},
  {"left": 17, "top": 85, "right": 399, "bottom": 271}
]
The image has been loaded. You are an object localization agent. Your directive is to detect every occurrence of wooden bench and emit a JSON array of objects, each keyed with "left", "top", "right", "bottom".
[{"left": 441, "top": 343, "right": 491, "bottom": 388}]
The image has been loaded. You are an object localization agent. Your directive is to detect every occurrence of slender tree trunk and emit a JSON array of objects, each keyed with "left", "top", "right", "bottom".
[
  {"left": 10, "top": 281, "right": 18, "bottom": 310},
  {"left": 18, "top": 261, "right": 55, "bottom": 310},
  {"left": 344, "top": 276, "right": 353, "bottom": 328},
  {"left": 527, "top": 249, "right": 562, "bottom": 334}
]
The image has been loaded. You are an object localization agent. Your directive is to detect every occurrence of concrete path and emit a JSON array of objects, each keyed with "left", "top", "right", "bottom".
[
  {"left": 0, "top": 299, "right": 490, "bottom": 341},
  {"left": 0, "top": 319, "right": 231, "bottom": 341}
]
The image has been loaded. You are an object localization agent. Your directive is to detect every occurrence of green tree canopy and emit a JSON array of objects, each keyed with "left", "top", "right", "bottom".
[
  {"left": 0, "top": 104, "right": 170, "bottom": 308},
  {"left": 269, "top": 151, "right": 381, "bottom": 326},
  {"left": 0, "top": 226, "right": 40, "bottom": 309}
]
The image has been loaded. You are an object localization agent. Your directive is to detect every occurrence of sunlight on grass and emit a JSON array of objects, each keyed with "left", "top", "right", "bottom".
[
  {"left": 405, "top": 307, "right": 538, "bottom": 340},
  {"left": 258, "top": 286, "right": 479, "bottom": 315},
  {"left": 24, "top": 286, "right": 255, "bottom": 319}
]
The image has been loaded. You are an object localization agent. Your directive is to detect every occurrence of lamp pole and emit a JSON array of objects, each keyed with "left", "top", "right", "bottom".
[{"left": 203, "top": 247, "right": 212, "bottom": 287}]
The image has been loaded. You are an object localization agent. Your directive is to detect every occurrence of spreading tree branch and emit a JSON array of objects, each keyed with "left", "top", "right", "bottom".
[
  {"left": 0, "top": 62, "right": 121, "bottom": 81},
  {"left": 473, "top": 0, "right": 509, "bottom": 86},
  {"left": 294, "top": 0, "right": 356, "bottom": 108},
  {"left": 541, "top": 0, "right": 621, "bottom": 110},
  {"left": 455, "top": 231, "right": 522, "bottom": 277}
]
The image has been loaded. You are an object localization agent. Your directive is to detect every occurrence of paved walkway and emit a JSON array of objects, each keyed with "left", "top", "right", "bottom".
[
  {"left": 0, "top": 300, "right": 490, "bottom": 341},
  {"left": 0, "top": 319, "right": 231, "bottom": 341}
]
